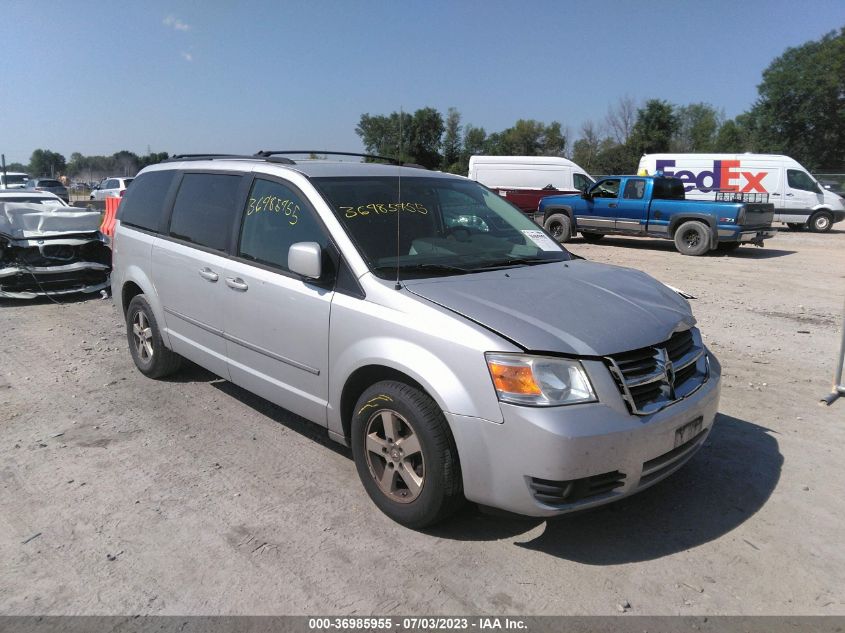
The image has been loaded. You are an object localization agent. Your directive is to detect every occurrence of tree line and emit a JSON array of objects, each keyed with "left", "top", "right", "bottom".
[
  {"left": 356, "top": 27, "right": 844, "bottom": 174},
  {"left": 5, "top": 150, "right": 170, "bottom": 182}
]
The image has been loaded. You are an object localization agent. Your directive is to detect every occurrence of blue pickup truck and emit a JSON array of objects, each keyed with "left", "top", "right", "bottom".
[{"left": 537, "top": 175, "right": 776, "bottom": 255}]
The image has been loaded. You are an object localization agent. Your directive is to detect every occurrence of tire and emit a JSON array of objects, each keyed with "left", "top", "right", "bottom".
[
  {"left": 350, "top": 380, "right": 464, "bottom": 528},
  {"left": 543, "top": 213, "right": 571, "bottom": 243},
  {"left": 673, "top": 221, "right": 711, "bottom": 256},
  {"left": 126, "top": 294, "right": 182, "bottom": 378},
  {"left": 809, "top": 210, "right": 833, "bottom": 233},
  {"left": 581, "top": 232, "right": 604, "bottom": 243},
  {"left": 787, "top": 223, "right": 805, "bottom": 231}
]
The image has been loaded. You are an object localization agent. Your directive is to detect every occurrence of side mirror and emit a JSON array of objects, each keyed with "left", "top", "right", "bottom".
[
  {"left": 288, "top": 242, "right": 322, "bottom": 280},
  {"left": 581, "top": 189, "right": 592, "bottom": 200}
]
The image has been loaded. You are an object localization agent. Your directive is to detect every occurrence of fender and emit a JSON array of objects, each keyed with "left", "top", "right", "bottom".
[
  {"left": 119, "top": 261, "right": 172, "bottom": 348},
  {"left": 542, "top": 205, "right": 575, "bottom": 224},
  {"left": 328, "top": 335, "right": 503, "bottom": 442},
  {"left": 667, "top": 213, "right": 719, "bottom": 249}
]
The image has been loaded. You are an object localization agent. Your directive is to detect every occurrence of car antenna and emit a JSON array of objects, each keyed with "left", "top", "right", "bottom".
[{"left": 394, "top": 107, "right": 403, "bottom": 291}]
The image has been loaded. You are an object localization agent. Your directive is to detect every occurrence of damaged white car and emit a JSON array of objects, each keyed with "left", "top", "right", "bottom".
[{"left": 0, "top": 199, "right": 111, "bottom": 299}]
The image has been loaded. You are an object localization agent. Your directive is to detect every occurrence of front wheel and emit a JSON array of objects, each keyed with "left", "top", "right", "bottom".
[
  {"left": 580, "top": 232, "right": 604, "bottom": 243},
  {"left": 673, "top": 221, "right": 711, "bottom": 256},
  {"left": 809, "top": 210, "right": 833, "bottom": 233},
  {"left": 350, "top": 381, "right": 464, "bottom": 528},
  {"left": 543, "top": 213, "right": 572, "bottom": 242}
]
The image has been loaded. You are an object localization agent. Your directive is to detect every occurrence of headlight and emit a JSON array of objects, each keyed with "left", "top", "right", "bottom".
[{"left": 485, "top": 353, "right": 597, "bottom": 406}]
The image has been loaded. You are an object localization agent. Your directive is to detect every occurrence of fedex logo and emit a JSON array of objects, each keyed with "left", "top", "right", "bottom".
[{"left": 656, "top": 159, "right": 768, "bottom": 194}]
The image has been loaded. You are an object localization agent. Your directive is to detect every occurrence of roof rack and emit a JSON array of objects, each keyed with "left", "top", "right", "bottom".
[
  {"left": 164, "top": 154, "right": 296, "bottom": 165},
  {"left": 254, "top": 150, "right": 426, "bottom": 169}
]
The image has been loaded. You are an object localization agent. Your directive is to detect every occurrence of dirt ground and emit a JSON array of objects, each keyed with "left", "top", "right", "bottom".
[{"left": 1, "top": 228, "right": 843, "bottom": 616}]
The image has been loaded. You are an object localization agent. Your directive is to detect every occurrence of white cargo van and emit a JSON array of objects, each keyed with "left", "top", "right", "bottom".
[
  {"left": 638, "top": 153, "right": 845, "bottom": 232},
  {"left": 0, "top": 172, "right": 30, "bottom": 190},
  {"left": 468, "top": 156, "right": 595, "bottom": 216}
]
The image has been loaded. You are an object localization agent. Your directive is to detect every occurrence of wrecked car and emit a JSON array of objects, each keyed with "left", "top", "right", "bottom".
[{"left": 0, "top": 201, "right": 111, "bottom": 299}]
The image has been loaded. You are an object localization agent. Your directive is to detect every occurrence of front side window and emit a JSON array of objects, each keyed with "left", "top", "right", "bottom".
[
  {"left": 238, "top": 178, "right": 329, "bottom": 271},
  {"left": 623, "top": 179, "right": 646, "bottom": 199},
  {"left": 169, "top": 173, "right": 242, "bottom": 251},
  {"left": 591, "top": 179, "right": 620, "bottom": 199},
  {"left": 313, "top": 176, "right": 569, "bottom": 280},
  {"left": 787, "top": 169, "right": 821, "bottom": 193}
]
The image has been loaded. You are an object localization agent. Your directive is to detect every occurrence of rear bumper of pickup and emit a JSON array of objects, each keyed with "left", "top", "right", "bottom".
[{"left": 717, "top": 227, "right": 777, "bottom": 244}]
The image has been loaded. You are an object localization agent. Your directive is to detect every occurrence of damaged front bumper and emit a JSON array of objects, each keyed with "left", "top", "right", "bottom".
[{"left": 0, "top": 203, "right": 112, "bottom": 299}]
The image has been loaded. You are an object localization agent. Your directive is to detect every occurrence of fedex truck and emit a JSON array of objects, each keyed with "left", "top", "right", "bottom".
[{"left": 638, "top": 154, "right": 845, "bottom": 232}]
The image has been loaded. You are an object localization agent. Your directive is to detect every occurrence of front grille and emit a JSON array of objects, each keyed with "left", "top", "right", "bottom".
[
  {"left": 529, "top": 471, "right": 626, "bottom": 506},
  {"left": 605, "top": 328, "right": 707, "bottom": 415}
]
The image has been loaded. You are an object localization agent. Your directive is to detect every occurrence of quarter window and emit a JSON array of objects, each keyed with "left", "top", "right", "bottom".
[
  {"left": 169, "top": 173, "right": 242, "bottom": 251},
  {"left": 238, "top": 178, "right": 329, "bottom": 272},
  {"left": 623, "top": 179, "right": 646, "bottom": 199}
]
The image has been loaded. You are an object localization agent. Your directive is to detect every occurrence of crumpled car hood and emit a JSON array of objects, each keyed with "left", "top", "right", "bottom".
[
  {"left": 402, "top": 260, "right": 695, "bottom": 356},
  {"left": 0, "top": 203, "right": 102, "bottom": 239}
]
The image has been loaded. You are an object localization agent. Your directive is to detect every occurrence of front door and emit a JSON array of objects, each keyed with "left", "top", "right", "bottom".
[
  {"left": 615, "top": 178, "right": 649, "bottom": 233},
  {"left": 783, "top": 168, "right": 824, "bottom": 220},
  {"left": 223, "top": 176, "right": 334, "bottom": 425},
  {"left": 578, "top": 178, "right": 620, "bottom": 234}
]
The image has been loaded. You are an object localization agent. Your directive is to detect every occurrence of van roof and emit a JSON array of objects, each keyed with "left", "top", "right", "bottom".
[{"left": 469, "top": 155, "right": 578, "bottom": 166}]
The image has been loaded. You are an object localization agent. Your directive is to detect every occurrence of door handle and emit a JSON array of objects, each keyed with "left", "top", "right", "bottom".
[
  {"left": 198, "top": 267, "right": 219, "bottom": 282},
  {"left": 786, "top": 193, "right": 794, "bottom": 197},
  {"left": 225, "top": 277, "right": 249, "bottom": 291}
]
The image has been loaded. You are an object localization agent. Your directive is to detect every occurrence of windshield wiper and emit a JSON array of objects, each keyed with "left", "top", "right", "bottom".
[
  {"left": 473, "top": 257, "right": 560, "bottom": 270},
  {"left": 372, "top": 263, "right": 472, "bottom": 277}
]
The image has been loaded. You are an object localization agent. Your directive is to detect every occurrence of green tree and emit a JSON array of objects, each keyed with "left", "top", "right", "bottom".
[
  {"left": 672, "top": 103, "right": 723, "bottom": 152},
  {"left": 356, "top": 108, "right": 443, "bottom": 168},
  {"left": 29, "top": 149, "right": 67, "bottom": 177},
  {"left": 441, "top": 107, "right": 462, "bottom": 172},
  {"left": 629, "top": 99, "right": 678, "bottom": 156},
  {"left": 748, "top": 27, "right": 845, "bottom": 170}
]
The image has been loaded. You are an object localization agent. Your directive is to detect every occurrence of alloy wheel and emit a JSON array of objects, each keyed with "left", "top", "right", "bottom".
[
  {"left": 364, "top": 409, "right": 425, "bottom": 503},
  {"left": 132, "top": 310, "right": 154, "bottom": 363}
]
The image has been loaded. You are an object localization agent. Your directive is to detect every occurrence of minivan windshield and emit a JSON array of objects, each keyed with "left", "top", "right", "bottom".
[{"left": 313, "top": 176, "right": 571, "bottom": 279}]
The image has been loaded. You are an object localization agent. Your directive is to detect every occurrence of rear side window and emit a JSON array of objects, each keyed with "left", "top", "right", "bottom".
[
  {"left": 238, "top": 178, "right": 329, "bottom": 271},
  {"left": 169, "top": 173, "right": 242, "bottom": 251},
  {"left": 119, "top": 170, "right": 176, "bottom": 232},
  {"left": 623, "top": 179, "right": 646, "bottom": 199},
  {"left": 652, "top": 177, "right": 685, "bottom": 200}
]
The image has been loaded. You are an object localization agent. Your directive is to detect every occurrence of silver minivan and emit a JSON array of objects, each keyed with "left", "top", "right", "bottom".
[{"left": 111, "top": 154, "right": 721, "bottom": 528}]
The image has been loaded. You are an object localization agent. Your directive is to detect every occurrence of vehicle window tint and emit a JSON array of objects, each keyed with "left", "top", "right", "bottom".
[
  {"left": 573, "top": 173, "right": 593, "bottom": 191},
  {"left": 623, "top": 179, "right": 646, "bottom": 200},
  {"left": 787, "top": 169, "right": 820, "bottom": 193},
  {"left": 238, "top": 178, "right": 328, "bottom": 271},
  {"left": 653, "top": 177, "right": 686, "bottom": 200},
  {"left": 169, "top": 173, "right": 242, "bottom": 250},
  {"left": 105, "top": 179, "right": 117, "bottom": 189},
  {"left": 119, "top": 170, "right": 176, "bottom": 232}
]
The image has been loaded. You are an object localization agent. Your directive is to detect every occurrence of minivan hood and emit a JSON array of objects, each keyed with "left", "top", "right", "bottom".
[{"left": 402, "top": 260, "right": 695, "bottom": 356}]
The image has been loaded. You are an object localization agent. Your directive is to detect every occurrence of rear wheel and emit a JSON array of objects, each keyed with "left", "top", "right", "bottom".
[
  {"left": 809, "top": 210, "right": 833, "bottom": 233},
  {"left": 581, "top": 232, "right": 604, "bottom": 243},
  {"left": 126, "top": 294, "right": 182, "bottom": 378},
  {"left": 543, "top": 213, "right": 572, "bottom": 243},
  {"left": 350, "top": 381, "right": 464, "bottom": 528},
  {"left": 673, "top": 221, "right": 711, "bottom": 256}
]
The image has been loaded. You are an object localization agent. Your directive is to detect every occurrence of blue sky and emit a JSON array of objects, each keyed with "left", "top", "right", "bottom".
[{"left": 1, "top": 0, "right": 843, "bottom": 165}]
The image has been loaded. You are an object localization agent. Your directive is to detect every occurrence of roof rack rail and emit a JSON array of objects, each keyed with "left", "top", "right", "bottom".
[
  {"left": 254, "top": 150, "right": 426, "bottom": 169},
  {"left": 165, "top": 154, "right": 251, "bottom": 162}
]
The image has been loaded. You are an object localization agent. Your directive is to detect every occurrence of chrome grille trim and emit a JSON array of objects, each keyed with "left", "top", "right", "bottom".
[{"left": 605, "top": 327, "right": 709, "bottom": 416}]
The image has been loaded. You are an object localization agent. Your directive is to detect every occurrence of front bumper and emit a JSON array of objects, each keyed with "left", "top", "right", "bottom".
[{"left": 448, "top": 352, "right": 721, "bottom": 517}]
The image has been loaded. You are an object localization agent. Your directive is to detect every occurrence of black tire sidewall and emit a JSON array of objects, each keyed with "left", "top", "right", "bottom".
[
  {"left": 543, "top": 213, "right": 571, "bottom": 242},
  {"left": 581, "top": 232, "right": 604, "bottom": 243},
  {"left": 674, "top": 221, "right": 710, "bottom": 256},
  {"left": 810, "top": 212, "right": 832, "bottom": 233},
  {"left": 126, "top": 295, "right": 171, "bottom": 378},
  {"left": 350, "top": 381, "right": 461, "bottom": 528}
]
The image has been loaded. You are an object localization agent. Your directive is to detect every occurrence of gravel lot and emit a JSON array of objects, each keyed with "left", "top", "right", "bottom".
[{"left": 1, "top": 228, "right": 843, "bottom": 616}]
